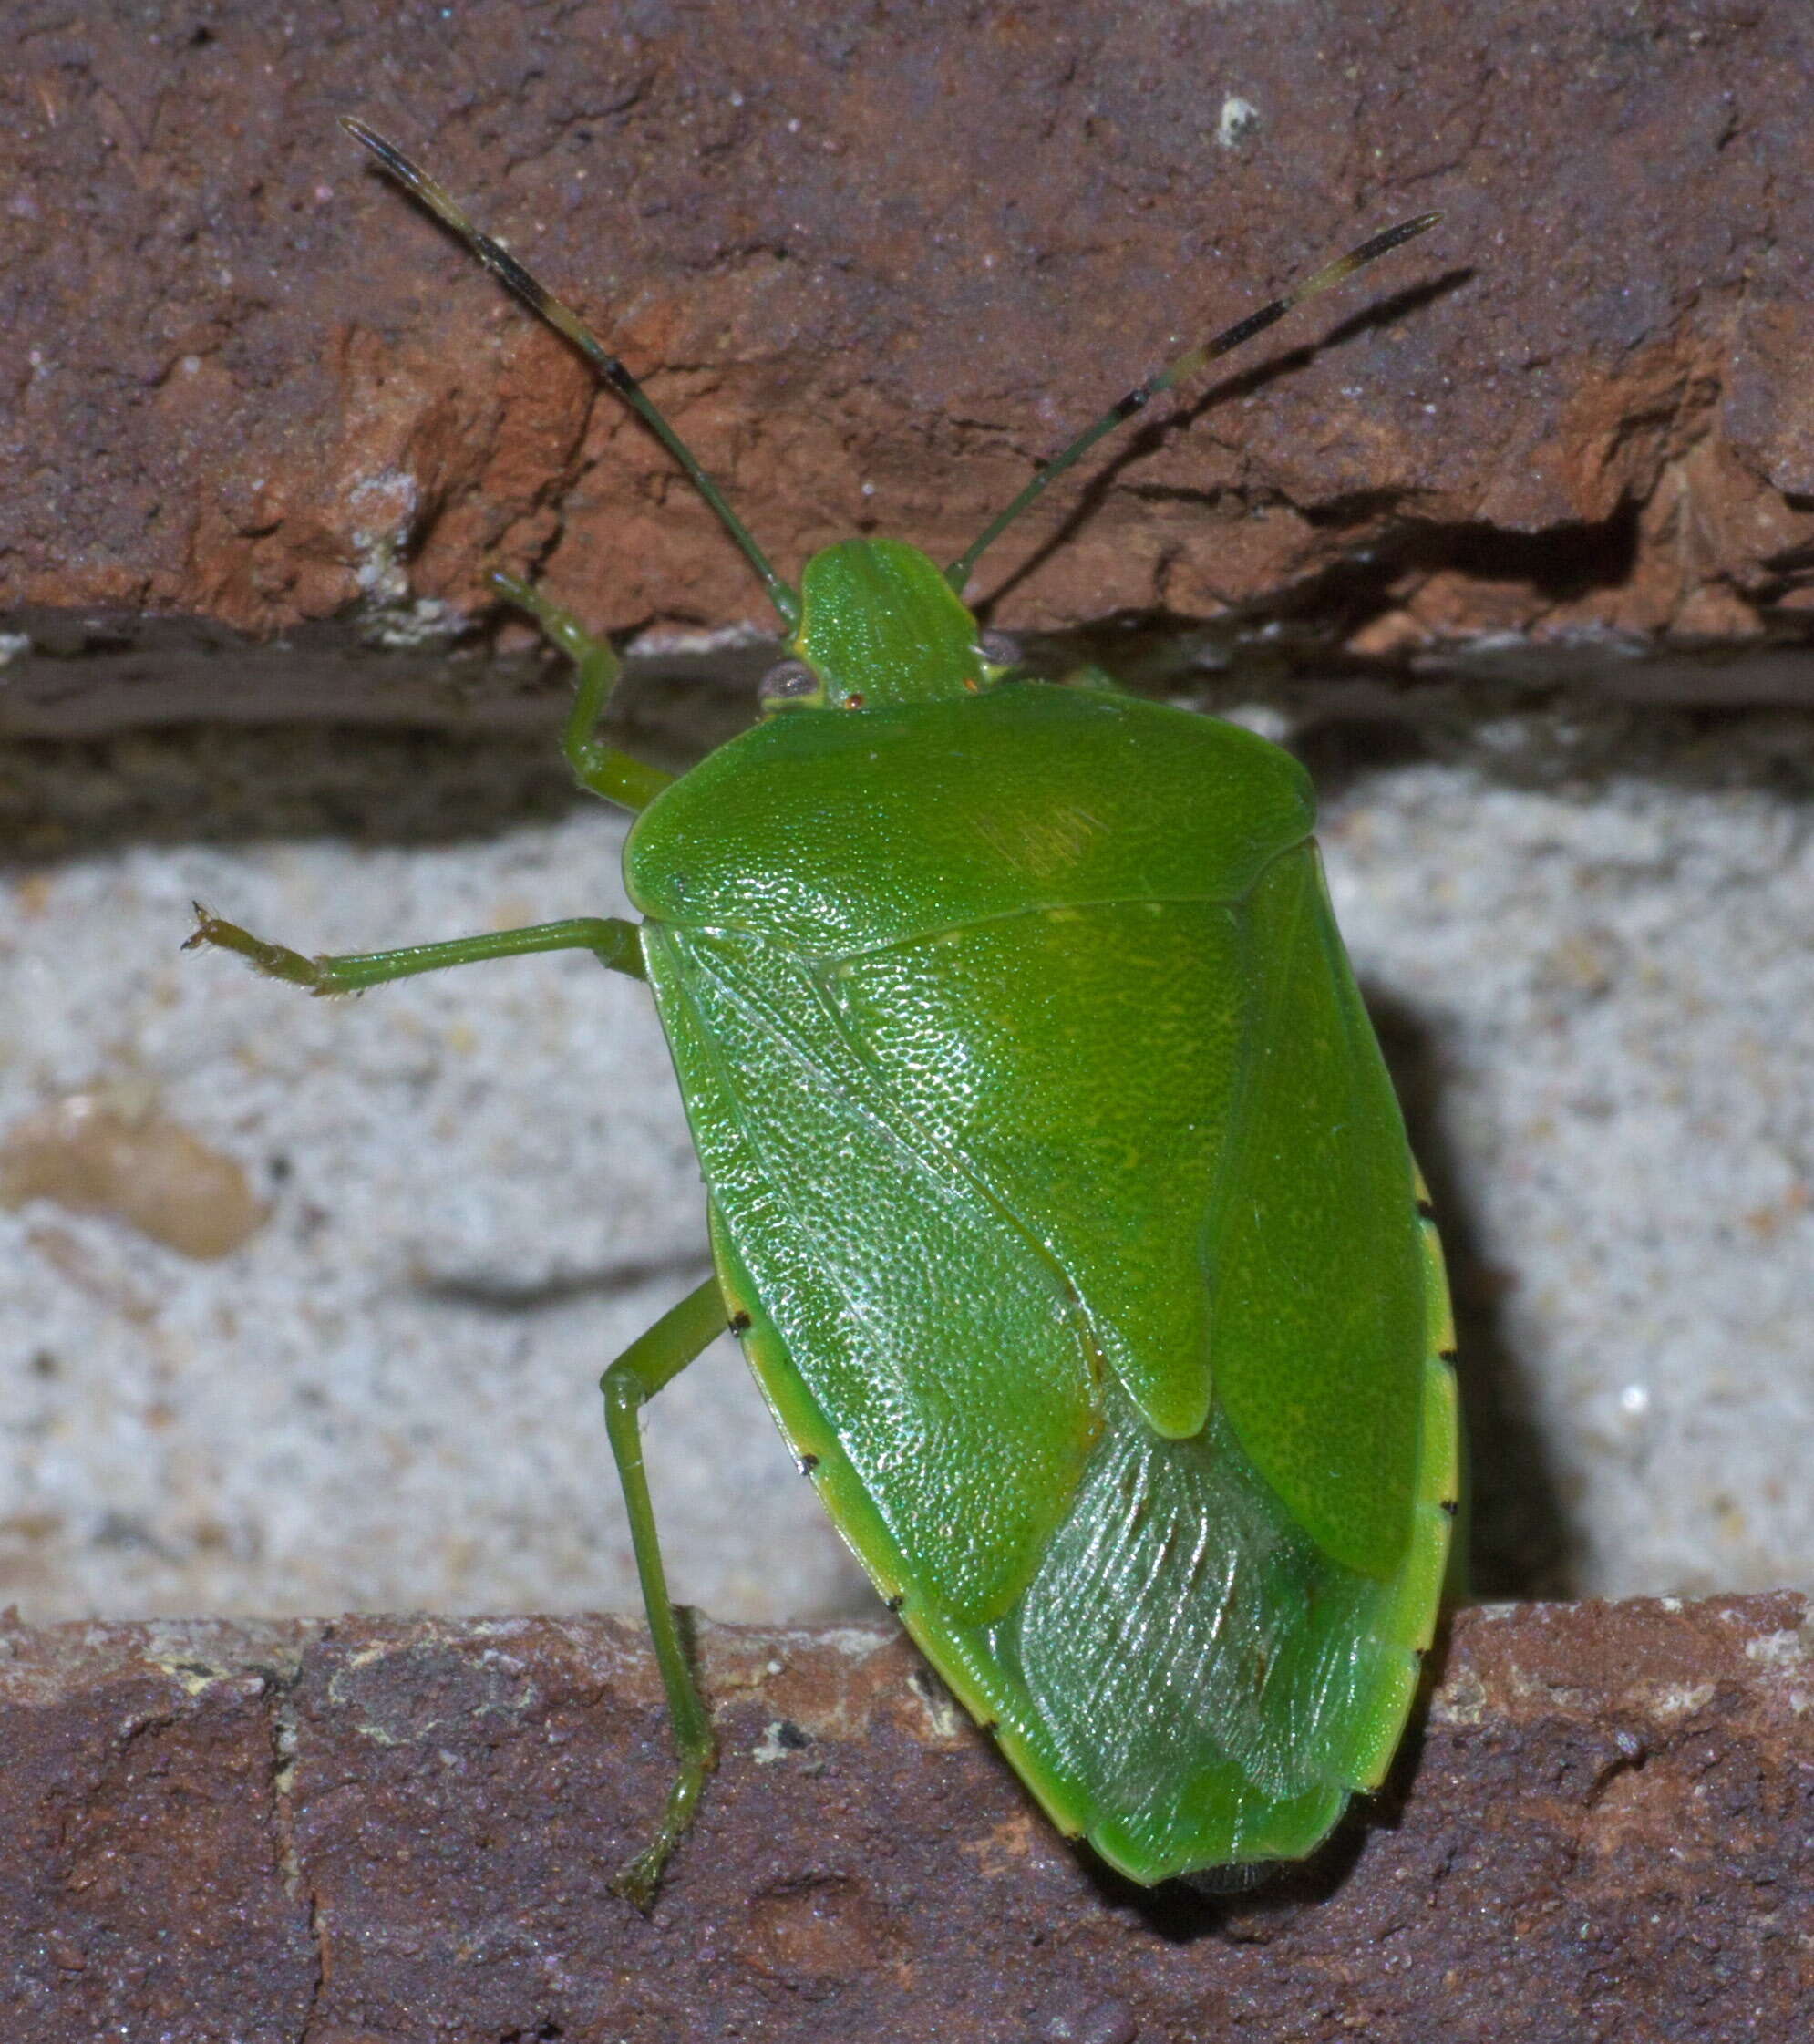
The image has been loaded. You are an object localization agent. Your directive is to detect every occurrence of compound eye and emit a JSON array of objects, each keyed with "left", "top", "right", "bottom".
[{"left": 757, "top": 658, "right": 824, "bottom": 710}]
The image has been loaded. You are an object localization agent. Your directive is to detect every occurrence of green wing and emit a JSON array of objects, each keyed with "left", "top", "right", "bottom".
[
  {"left": 642, "top": 842, "right": 1457, "bottom": 1880},
  {"left": 643, "top": 924, "right": 1100, "bottom": 1629},
  {"left": 818, "top": 844, "right": 1434, "bottom": 1576}
]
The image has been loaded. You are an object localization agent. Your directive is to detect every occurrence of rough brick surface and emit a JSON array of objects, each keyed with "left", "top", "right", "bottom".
[
  {"left": 5, "top": 1, "right": 1814, "bottom": 731},
  {"left": 3, "top": 1596, "right": 1809, "bottom": 2039}
]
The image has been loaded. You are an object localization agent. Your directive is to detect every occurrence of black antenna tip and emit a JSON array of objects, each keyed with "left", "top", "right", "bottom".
[
  {"left": 1387, "top": 211, "right": 1444, "bottom": 247},
  {"left": 340, "top": 116, "right": 401, "bottom": 173}
]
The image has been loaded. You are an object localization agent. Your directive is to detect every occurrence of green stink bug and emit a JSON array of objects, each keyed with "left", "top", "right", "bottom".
[{"left": 191, "top": 123, "right": 1460, "bottom": 1904}]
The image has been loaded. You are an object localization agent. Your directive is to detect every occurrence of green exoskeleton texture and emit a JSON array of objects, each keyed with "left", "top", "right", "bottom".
[{"left": 191, "top": 125, "right": 1459, "bottom": 1904}]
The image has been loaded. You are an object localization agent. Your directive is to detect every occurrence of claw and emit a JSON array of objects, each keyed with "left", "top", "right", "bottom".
[
  {"left": 609, "top": 1850, "right": 665, "bottom": 1915},
  {"left": 181, "top": 908, "right": 337, "bottom": 994}
]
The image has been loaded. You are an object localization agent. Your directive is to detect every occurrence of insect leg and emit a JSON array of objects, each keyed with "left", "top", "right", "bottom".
[
  {"left": 185, "top": 908, "right": 644, "bottom": 991},
  {"left": 600, "top": 1275, "right": 735, "bottom": 1908},
  {"left": 492, "top": 572, "right": 675, "bottom": 813}
]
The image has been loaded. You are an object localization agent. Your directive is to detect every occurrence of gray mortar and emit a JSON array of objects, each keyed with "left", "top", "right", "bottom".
[{"left": 1, "top": 703, "right": 1809, "bottom": 1621}]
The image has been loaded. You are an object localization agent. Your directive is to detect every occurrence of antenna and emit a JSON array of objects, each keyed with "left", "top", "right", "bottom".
[
  {"left": 341, "top": 119, "right": 800, "bottom": 628},
  {"left": 944, "top": 213, "right": 1441, "bottom": 595}
]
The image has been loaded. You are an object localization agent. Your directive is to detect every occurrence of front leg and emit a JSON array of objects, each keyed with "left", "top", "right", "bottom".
[{"left": 492, "top": 572, "right": 675, "bottom": 814}]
